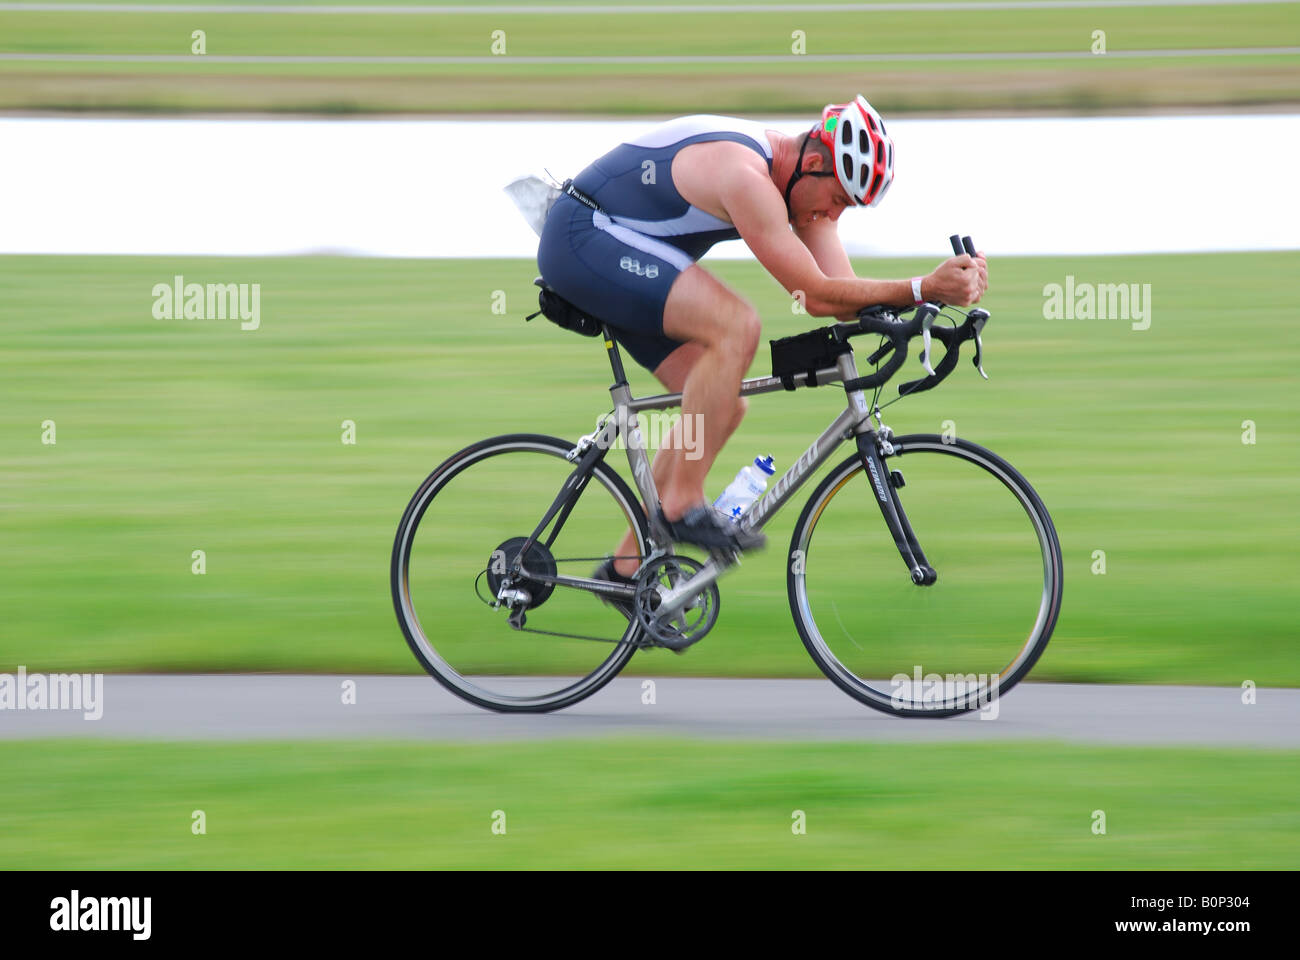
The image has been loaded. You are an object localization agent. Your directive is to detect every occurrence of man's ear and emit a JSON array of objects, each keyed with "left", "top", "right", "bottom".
[{"left": 804, "top": 152, "right": 825, "bottom": 173}]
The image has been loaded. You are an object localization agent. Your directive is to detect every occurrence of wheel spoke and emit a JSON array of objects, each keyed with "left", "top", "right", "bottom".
[
  {"left": 392, "top": 436, "right": 650, "bottom": 712},
  {"left": 788, "top": 436, "right": 1062, "bottom": 717}
]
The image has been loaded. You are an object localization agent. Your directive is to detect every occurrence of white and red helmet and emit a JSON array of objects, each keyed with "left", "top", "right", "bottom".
[{"left": 815, "top": 95, "right": 895, "bottom": 207}]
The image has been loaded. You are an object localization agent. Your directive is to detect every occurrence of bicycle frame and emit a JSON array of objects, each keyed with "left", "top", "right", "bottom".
[
  {"left": 613, "top": 340, "right": 871, "bottom": 541},
  {"left": 506, "top": 324, "right": 933, "bottom": 624}
]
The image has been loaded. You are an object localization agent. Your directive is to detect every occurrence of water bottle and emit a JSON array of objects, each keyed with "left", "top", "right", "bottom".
[{"left": 713, "top": 455, "right": 776, "bottom": 522}]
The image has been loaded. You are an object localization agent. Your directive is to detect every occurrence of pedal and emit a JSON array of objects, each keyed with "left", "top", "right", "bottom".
[{"left": 709, "top": 545, "right": 742, "bottom": 567}]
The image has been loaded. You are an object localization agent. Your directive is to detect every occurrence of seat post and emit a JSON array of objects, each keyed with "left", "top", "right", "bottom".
[{"left": 601, "top": 325, "right": 629, "bottom": 388}]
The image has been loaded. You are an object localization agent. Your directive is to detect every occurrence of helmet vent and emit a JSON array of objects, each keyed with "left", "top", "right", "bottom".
[{"left": 826, "top": 96, "right": 895, "bottom": 205}]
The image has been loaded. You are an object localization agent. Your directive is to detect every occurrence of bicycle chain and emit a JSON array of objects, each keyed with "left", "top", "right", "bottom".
[{"left": 473, "top": 556, "right": 657, "bottom": 647}]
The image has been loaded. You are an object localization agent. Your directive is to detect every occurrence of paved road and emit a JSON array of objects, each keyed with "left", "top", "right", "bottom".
[{"left": 1, "top": 675, "right": 1295, "bottom": 747}]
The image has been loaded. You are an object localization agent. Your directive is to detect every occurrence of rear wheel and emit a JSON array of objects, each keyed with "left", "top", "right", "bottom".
[
  {"left": 788, "top": 434, "right": 1062, "bottom": 717},
  {"left": 392, "top": 433, "right": 650, "bottom": 712}
]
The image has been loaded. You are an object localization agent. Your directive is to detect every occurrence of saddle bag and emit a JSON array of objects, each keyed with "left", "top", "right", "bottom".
[
  {"left": 770, "top": 326, "right": 852, "bottom": 390},
  {"left": 527, "top": 277, "right": 603, "bottom": 338}
]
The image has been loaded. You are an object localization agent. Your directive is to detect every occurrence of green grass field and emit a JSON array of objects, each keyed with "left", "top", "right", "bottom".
[
  {"left": 3, "top": 738, "right": 1296, "bottom": 868},
  {"left": 1, "top": 0, "right": 1297, "bottom": 113},
  {"left": 1, "top": 251, "right": 1296, "bottom": 683}
]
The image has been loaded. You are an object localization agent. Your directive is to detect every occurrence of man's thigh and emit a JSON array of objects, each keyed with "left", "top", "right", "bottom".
[
  {"left": 651, "top": 264, "right": 756, "bottom": 386},
  {"left": 661, "top": 264, "right": 753, "bottom": 350}
]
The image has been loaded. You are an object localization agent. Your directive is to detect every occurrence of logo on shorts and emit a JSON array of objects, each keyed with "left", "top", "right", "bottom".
[{"left": 619, "top": 256, "right": 659, "bottom": 279}]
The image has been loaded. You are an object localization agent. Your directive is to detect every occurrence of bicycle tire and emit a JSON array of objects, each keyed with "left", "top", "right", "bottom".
[
  {"left": 392, "top": 433, "right": 651, "bottom": 713},
  {"left": 787, "top": 434, "right": 1063, "bottom": 718}
]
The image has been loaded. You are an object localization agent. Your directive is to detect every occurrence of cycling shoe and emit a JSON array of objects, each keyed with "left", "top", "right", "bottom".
[
  {"left": 655, "top": 503, "right": 767, "bottom": 553},
  {"left": 591, "top": 558, "right": 638, "bottom": 621}
]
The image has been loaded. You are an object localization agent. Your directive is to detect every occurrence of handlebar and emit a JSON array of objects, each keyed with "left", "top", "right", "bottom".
[
  {"left": 835, "top": 233, "right": 990, "bottom": 396},
  {"left": 949, "top": 234, "right": 976, "bottom": 258}
]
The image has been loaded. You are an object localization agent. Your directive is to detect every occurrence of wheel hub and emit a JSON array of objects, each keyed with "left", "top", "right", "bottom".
[{"left": 485, "top": 537, "right": 557, "bottom": 610}]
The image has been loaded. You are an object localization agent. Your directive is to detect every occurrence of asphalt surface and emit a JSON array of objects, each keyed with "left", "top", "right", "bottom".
[{"left": 0, "top": 675, "right": 1295, "bottom": 747}]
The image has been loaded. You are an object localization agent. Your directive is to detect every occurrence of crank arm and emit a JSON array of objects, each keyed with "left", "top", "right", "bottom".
[{"left": 651, "top": 555, "right": 730, "bottom": 620}]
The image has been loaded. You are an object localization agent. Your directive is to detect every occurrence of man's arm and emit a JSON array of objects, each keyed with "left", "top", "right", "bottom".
[
  {"left": 794, "top": 217, "right": 863, "bottom": 323},
  {"left": 799, "top": 219, "right": 993, "bottom": 319},
  {"left": 718, "top": 160, "right": 984, "bottom": 316},
  {"left": 720, "top": 164, "right": 911, "bottom": 316}
]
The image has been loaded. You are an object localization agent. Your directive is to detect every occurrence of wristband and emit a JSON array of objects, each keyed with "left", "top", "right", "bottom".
[{"left": 911, "top": 276, "right": 925, "bottom": 305}]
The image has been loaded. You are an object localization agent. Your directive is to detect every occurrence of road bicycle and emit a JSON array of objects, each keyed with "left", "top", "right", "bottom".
[{"left": 392, "top": 236, "right": 1062, "bottom": 717}]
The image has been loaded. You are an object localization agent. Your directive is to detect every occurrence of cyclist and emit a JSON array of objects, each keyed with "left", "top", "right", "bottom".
[{"left": 535, "top": 96, "right": 988, "bottom": 596}]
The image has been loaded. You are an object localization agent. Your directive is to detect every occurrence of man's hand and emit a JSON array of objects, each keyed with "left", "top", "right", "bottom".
[{"left": 925, "top": 252, "right": 988, "bottom": 305}]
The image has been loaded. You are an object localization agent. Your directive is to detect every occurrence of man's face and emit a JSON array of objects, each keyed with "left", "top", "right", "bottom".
[{"left": 790, "top": 153, "right": 854, "bottom": 228}]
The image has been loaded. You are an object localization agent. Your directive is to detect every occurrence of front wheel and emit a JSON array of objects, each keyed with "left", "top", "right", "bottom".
[{"left": 788, "top": 434, "right": 1063, "bottom": 717}]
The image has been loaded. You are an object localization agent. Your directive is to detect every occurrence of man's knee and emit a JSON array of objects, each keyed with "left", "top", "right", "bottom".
[
  {"left": 727, "top": 307, "right": 761, "bottom": 364},
  {"left": 730, "top": 396, "right": 750, "bottom": 433}
]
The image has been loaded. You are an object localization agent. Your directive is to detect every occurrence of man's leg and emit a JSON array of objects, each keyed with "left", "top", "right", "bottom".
[
  {"left": 657, "top": 266, "right": 761, "bottom": 518},
  {"left": 609, "top": 266, "right": 760, "bottom": 576},
  {"left": 610, "top": 349, "right": 749, "bottom": 577}
]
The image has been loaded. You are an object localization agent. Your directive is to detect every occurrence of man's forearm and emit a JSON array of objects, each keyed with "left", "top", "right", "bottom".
[{"left": 810, "top": 275, "right": 917, "bottom": 318}]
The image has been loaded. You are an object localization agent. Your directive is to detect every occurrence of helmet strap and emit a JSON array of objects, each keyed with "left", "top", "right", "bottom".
[{"left": 783, "top": 129, "right": 835, "bottom": 221}]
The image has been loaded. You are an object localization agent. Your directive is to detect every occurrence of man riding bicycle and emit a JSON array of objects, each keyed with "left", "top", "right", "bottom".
[{"left": 534, "top": 96, "right": 988, "bottom": 593}]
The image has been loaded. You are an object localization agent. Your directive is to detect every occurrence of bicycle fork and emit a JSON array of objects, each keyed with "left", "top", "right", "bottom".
[{"left": 856, "top": 431, "right": 937, "bottom": 586}]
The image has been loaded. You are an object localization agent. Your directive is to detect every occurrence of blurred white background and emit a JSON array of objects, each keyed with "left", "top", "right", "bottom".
[{"left": 2, "top": 113, "right": 1295, "bottom": 258}]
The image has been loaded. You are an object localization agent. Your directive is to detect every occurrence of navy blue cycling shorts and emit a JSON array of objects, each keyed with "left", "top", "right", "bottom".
[{"left": 537, "top": 194, "right": 692, "bottom": 373}]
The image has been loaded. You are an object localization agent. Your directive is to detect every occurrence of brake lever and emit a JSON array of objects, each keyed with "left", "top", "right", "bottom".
[
  {"left": 898, "top": 328, "right": 958, "bottom": 395},
  {"left": 919, "top": 308, "right": 936, "bottom": 376},
  {"left": 968, "top": 308, "right": 990, "bottom": 379}
]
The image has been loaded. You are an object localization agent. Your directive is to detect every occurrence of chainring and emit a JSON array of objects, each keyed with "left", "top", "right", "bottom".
[{"left": 632, "top": 555, "right": 720, "bottom": 652}]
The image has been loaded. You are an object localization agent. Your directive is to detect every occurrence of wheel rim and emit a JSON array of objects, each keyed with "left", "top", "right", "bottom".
[
  {"left": 791, "top": 438, "right": 1061, "bottom": 715},
  {"left": 394, "top": 439, "right": 647, "bottom": 709}
]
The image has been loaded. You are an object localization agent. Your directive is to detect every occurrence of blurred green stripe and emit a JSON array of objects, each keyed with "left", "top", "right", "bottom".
[{"left": 1, "top": 738, "right": 1296, "bottom": 869}]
